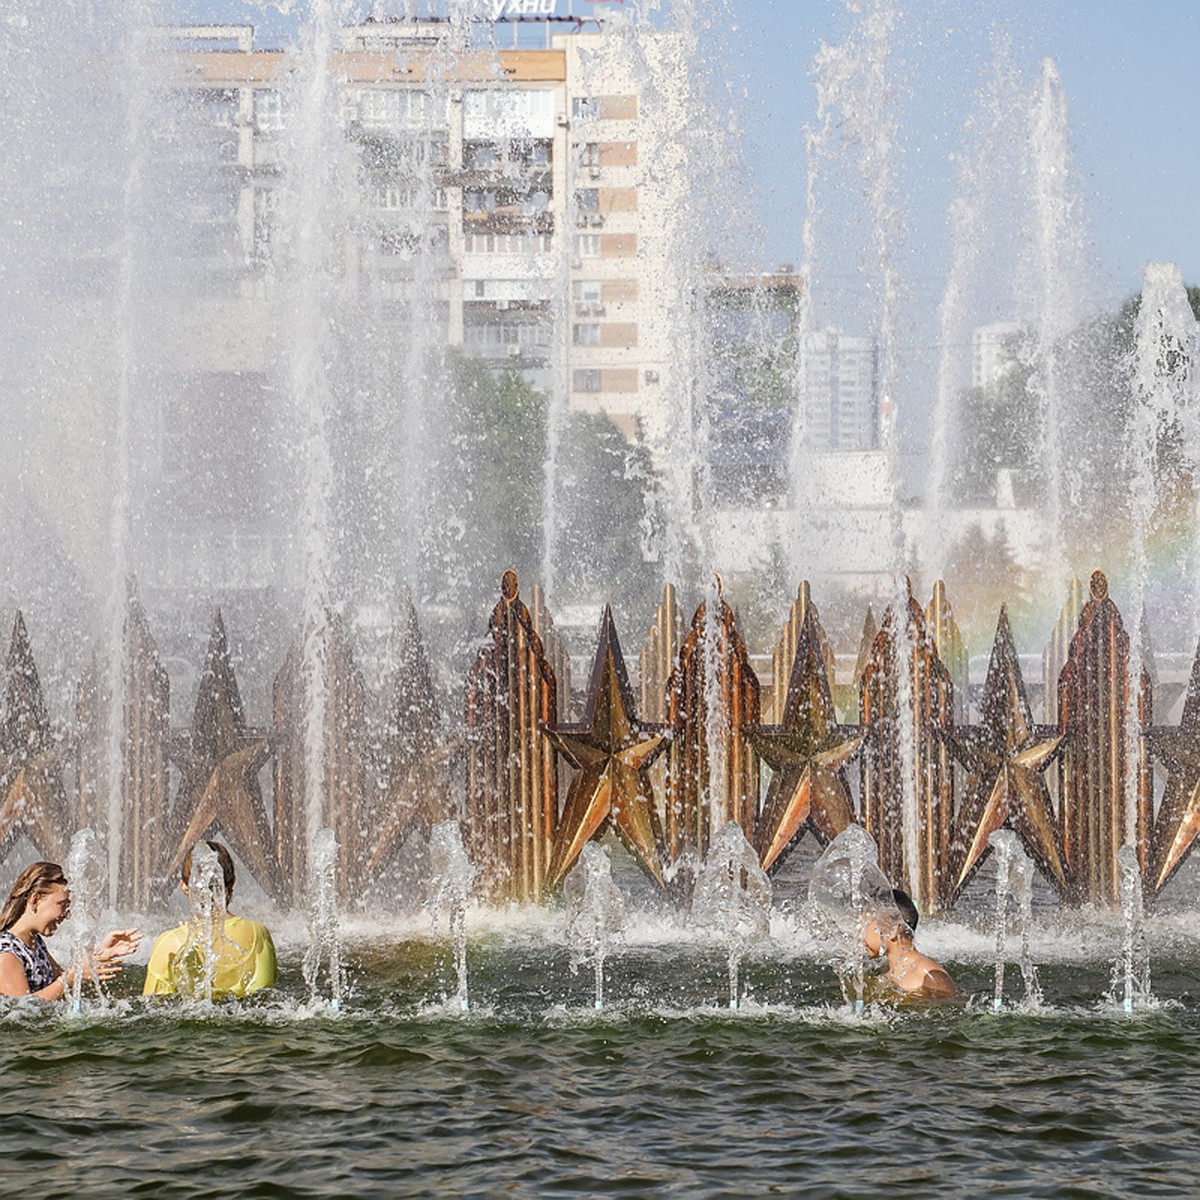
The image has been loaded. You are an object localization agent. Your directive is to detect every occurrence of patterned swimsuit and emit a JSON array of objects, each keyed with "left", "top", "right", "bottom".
[{"left": 0, "top": 930, "right": 58, "bottom": 993}]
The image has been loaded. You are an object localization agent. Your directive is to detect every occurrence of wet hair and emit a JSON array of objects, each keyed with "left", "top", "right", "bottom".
[
  {"left": 892, "top": 888, "right": 919, "bottom": 933},
  {"left": 0, "top": 862, "right": 67, "bottom": 931},
  {"left": 181, "top": 841, "right": 236, "bottom": 902}
]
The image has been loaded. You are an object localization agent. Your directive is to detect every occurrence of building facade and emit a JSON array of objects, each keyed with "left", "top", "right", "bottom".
[
  {"left": 802, "top": 327, "right": 879, "bottom": 452},
  {"left": 163, "top": 16, "right": 670, "bottom": 440}
]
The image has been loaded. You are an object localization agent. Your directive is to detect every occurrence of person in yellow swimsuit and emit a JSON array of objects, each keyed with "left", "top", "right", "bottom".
[{"left": 143, "top": 841, "right": 277, "bottom": 999}]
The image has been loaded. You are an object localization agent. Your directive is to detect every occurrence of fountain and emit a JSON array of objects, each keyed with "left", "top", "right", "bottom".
[
  {"left": 302, "top": 827, "right": 344, "bottom": 1011},
  {"left": 808, "top": 825, "right": 896, "bottom": 1012},
  {"left": 1114, "top": 842, "right": 1152, "bottom": 1014},
  {"left": 988, "top": 829, "right": 1040, "bottom": 1012},
  {"left": 62, "top": 828, "right": 105, "bottom": 1012},
  {"left": 563, "top": 841, "right": 624, "bottom": 1010},
  {"left": 173, "top": 841, "right": 240, "bottom": 1004},
  {"left": 427, "top": 820, "right": 475, "bottom": 1012},
  {"left": 5, "top": 0, "right": 1200, "bottom": 1193},
  {"left": 692, "top": 821, "right": 772, "bottom": 1010}
]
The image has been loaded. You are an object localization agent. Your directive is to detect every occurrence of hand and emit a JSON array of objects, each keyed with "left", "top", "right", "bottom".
[
  {"left": 96, "top": 928, "right": 142, "bottom": 961},
  {"left": 82, "top": 951, "right": 123, "bottom": 984}
]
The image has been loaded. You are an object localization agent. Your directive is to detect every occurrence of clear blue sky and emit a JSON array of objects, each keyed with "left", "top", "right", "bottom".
[{"left": 721, "top": 0, "right": 1200, "bottom": 307}]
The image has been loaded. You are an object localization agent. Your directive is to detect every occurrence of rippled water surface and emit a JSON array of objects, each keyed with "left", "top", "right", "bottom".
[{"left": 2, "top": 934, "right": 1198, "bottom": 1198}]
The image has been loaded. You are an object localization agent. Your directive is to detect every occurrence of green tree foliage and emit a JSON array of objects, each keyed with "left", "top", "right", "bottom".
[
  {"left": 422, "top": 354, "right": 547, "bottom": 623},
  {"left": 939, "top": 520, "right": 1033, "bottom": 649},
  {"left": 551, "top": 411, "right": 662, "bottom": 627}
]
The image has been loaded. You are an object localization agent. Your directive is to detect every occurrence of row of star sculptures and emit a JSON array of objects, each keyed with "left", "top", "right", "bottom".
[
  {"left": 461, "top": 569, "right": 1200, "bottom": 913},
  {"left": 0, "top": 582, "right": 453, "bottom": 910},
  {"left": 3, "top": 567, "right": 1200, "bottom": 912}
]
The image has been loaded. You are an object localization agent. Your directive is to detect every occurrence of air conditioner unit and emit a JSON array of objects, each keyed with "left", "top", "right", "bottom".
[
  {"left": 588, "top": 166, "right": 601, "bottom": 180},
  {"left": 644, "top": 370, "right": 660, "bottom": 384},
  {"left": 507, "top": 344, "right": 521, "bottom": 357},
  {"left": 556, "top": 115, "right": 569, "bottom": 128},
  {"left": 590, "top": 213, "right": 605, "bottom": 227},
  {"left": 575, "top": 302, "right": 590, "bottom": 316},
  {"left": 593, "top": 304, "right": 606, "bottom": 318},
  {"left": 570, "top": 257, "right": 583, "bottom": 269},
  {"left": 575, "top": 214, "right": 590, "bottom": 228}
]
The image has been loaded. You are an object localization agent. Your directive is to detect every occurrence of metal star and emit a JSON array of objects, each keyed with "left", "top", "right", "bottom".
[
  {"left": 943, "top": 606, "right": 1064, "bottom": 901},
  {"left": 544, "top": 606, "right": 667, "bottom": 888},
  {"left": 0, "top": 614, "right": 71, "bottom": 863},
  {"left": 1145, "top": 638, "right": 1200, "bottom": 896},
  {"left": 167, "top": 611, "right": 281, "bottom": 897},
  {"left": 752, "top": 602, "right": 861, "bottom": 871}
]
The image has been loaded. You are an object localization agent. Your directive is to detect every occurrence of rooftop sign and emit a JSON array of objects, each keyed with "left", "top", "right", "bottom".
[{"left": 486, "top": 0, "right": 623, "bottom": 17}]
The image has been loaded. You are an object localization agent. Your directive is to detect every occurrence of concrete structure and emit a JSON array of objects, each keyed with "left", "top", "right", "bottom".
[
  {"left": 159, "top": 16, "right": 675, "bottom": 440},
  {"left": 802, "top": 327, "right": 879, "bottom": 452},
  {"left": 971, "top": 321, "right": 1025, "bottom": 390}
]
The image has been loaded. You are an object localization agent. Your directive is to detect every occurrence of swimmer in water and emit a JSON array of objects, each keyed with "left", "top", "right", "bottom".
[
  {"left": 862, "top": 888, "right": 961, "bottom": 1001},
  {"left": 143, "top": 841, "right": 277, "bottom": 999},
  {"left": 0, "top": 861, "right": 141, "bottom": 1000}
]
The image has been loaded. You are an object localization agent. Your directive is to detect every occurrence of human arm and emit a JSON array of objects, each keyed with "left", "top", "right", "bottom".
[{"left": 0, "top": 948, "right": 119, "bottom": 1001}]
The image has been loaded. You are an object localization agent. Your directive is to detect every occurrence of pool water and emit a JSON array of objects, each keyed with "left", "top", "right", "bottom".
[{"left": 1, "top": 927, "right": 1196, "bottom": 1198}]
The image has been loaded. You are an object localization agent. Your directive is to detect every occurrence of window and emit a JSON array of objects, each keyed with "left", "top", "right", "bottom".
[
  {"left": 574, "top": 189, "right": 600, "bottom": 212},
  {"left": 348, "top": 88, "right": 429, "bottom": 129},
  {"left": 573, "top": 323, "right": 601, "bottom": 346},
  {"left": 573, "top": 369, "right": 602, "bottom": 393},
  {"left": 573, "top": 280, "right": 602, "bottom": 304},
  {"left": 374, "top": 184, "right": 415, "bottom": 210},
  {"left": 463, "top": 232, "right": 554, "bottom": 255},
  {"left": 463, "top": 89, "right": 555, "bottom": 139},
  {"left": 572, "top": 96, "right": 598, "bottom": 120},
  {"left": 577, "top": 142, "right": 600, "bottom": 168},
  {"left": 464, "top": 141, "right": 499, "bottom": 170},
  {"left": 575, "top": 234, "right": 600, "bottom": 258},
  {"left": 254, "top": 90, "right": 283, "bottom": 132}
]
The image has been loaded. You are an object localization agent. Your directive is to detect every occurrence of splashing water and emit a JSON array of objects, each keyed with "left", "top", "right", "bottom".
[
  {"left": 564, "top": 842, "right": 625, "bottom": 1010},
  {"left": 693, "top": 821, "right": 771, "bottom": 1009},
  {"left": 989, "top": 829, "right": 1041, "bottom": 1011},
  {"left": 175, "top": 842, "right": 238, "bottom": 1004},
  {"left": 428, "top": 821, "right": 475, "bottom": 1012},
  {"left": 63, "top": 828, "right": 105, "bottom": 1013},
  {"left": 303, "top": 827, "right": 344, "bottom": 1010},
  {"left": 808, "top": 825, "right": 897, "bottom": 1013},
  {"left": 1114, "top": 843, "right": 1152, "bottom": 1014}
]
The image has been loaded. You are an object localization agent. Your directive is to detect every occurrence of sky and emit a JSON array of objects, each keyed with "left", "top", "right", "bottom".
[{"left": 720, "top": 0, "right": 1200, "bottom": 309}]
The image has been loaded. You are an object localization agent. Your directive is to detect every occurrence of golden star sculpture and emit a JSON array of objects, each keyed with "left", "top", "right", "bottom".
[
  {"left": 752, "top": 603, "right": 861, "bottom": 872},
  {"left": 166, "top": 611, "right": 281, "bottom": 898},
  {"left": 1145, "top": 640, "right": 1200, "bottom": 896},
  {"left": 0, "top": 614, "right": 71, "bottom": 863},
  {"left": 544, "top": 606, "right": 667, "bottom": 888},
  {"left": 943, "top": 606, "right": 1064, "bottom": 902}
]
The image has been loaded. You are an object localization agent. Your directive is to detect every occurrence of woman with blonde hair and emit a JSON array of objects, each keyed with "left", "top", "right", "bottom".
[{"left": 0, "top": 861, "right": 141, "bottom": 1000}]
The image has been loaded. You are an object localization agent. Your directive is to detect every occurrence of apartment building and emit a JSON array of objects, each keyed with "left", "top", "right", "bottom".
[
  {"left": 971, "top": 321, "right": 1025, "bottom": 390},
  {"left": 163, "top": 15, "right": 666, "bottom": 440},
  {"left": 802, "top": 327, "right": 879, "bottom": 452}
]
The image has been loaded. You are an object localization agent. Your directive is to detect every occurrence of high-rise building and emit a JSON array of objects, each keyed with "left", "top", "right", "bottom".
[
  {"left": 161, "top": 16, "right": 673, "bottom": 440},
  {"left": 971, "top": 321, "right": 1024, "bottom": 390},
  {"left": 801, "top": 327, "right": 879, "bottom": 452}
]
